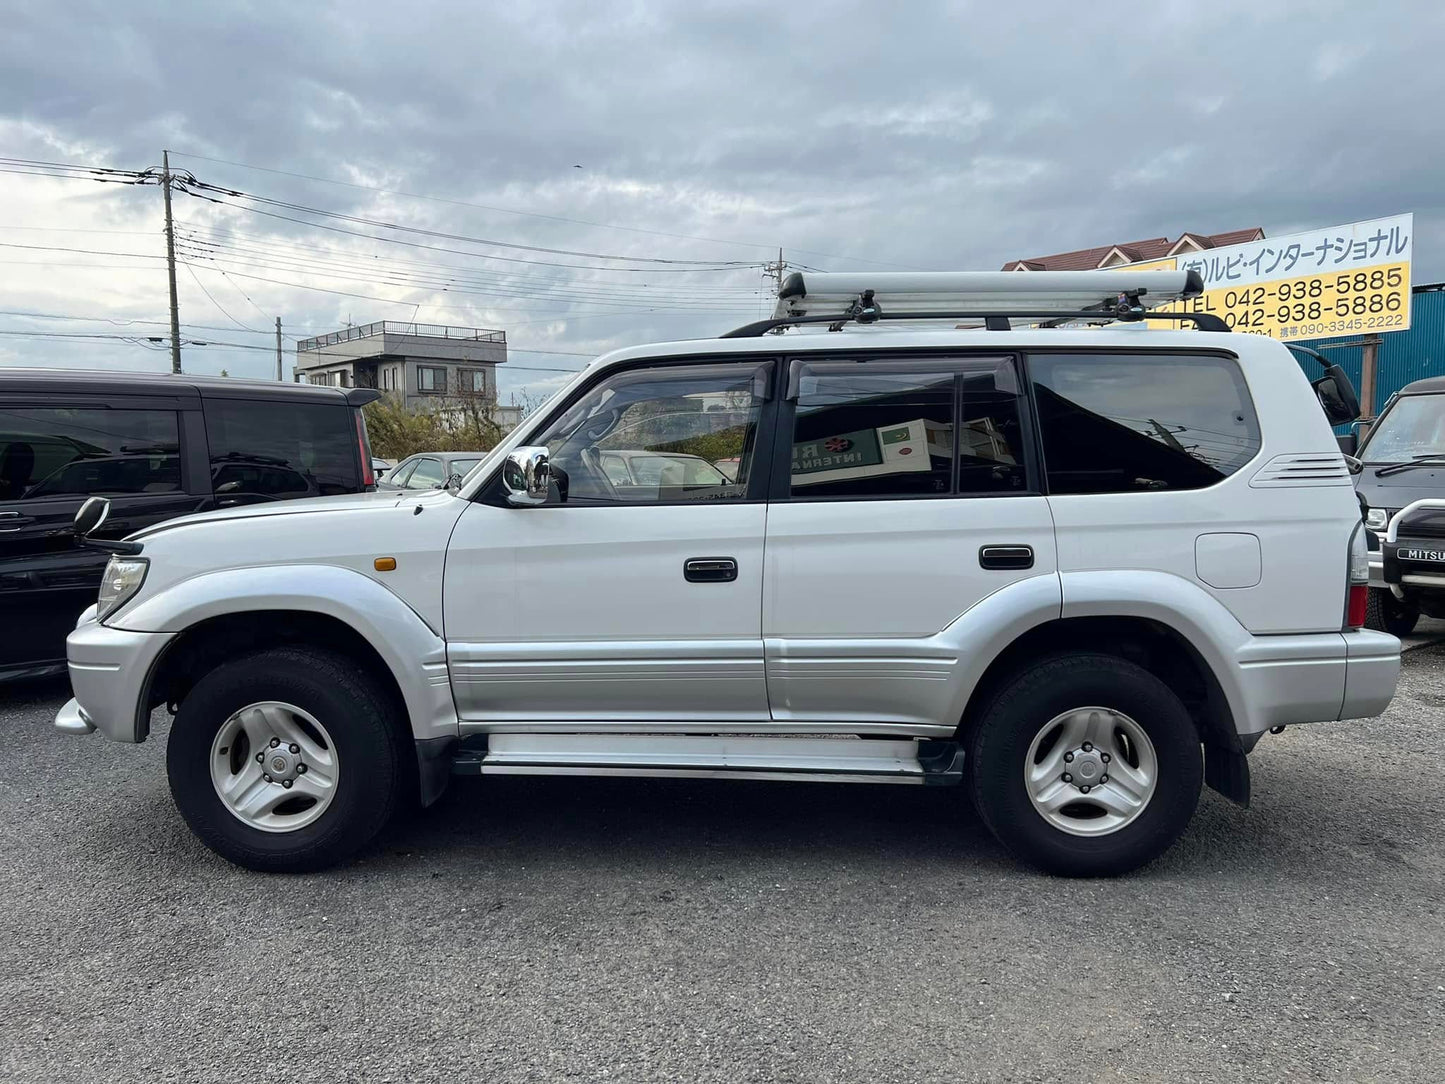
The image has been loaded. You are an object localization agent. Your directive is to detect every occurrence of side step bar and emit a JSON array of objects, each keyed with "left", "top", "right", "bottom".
[{"left": 452, "top": 734, "right": 964, "bottom": 786}]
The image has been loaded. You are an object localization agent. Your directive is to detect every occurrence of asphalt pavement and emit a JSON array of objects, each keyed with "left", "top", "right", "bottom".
[{"left": 2, "top": 641, "right": 1443, "bottom": 1083}]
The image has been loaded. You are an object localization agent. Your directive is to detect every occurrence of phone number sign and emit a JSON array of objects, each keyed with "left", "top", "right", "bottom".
[{"left": 1142, "top": 214, "right": 1412, "bottom": 342}]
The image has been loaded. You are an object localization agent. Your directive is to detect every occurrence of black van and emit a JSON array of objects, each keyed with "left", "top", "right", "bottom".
[
  {"left": 1350, "top": 376, "right": 1445, "bottom": 635},
  {"left": 1, "top": 370, "right": 379, "bottom": 682}
]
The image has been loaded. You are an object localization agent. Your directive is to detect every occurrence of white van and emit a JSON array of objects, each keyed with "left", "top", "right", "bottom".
[{"left": 55, "top": 271, "right": 1398, "bottom": 876}]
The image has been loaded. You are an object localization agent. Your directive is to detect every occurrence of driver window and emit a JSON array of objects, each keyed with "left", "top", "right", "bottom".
[{"left": 533, "top": 362, "right": 767, "bottom": 504}]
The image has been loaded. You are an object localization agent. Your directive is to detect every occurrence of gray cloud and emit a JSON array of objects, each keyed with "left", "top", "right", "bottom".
[{"left": 1, "top": 0, "right": 1442, "bottom": 391}]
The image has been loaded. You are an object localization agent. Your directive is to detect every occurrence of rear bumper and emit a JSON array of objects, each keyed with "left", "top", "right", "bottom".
[
  {"left": 1234, "top": 629, "right": 1398, "bottom": 735},
  {"left": 55, "top": 612, "right": 173, "bottom": 743}
]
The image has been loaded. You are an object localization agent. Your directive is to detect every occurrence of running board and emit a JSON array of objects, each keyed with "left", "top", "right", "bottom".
[{"left": 452, "top": 734, "right": 963, "bottom": 785}]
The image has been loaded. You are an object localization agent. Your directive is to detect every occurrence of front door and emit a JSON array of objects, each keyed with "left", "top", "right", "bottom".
[
  {"left": 762, "top": 353, "right": 1058, "bottom": 732},
  {"left": 0, "top": 402, "right": 201, "bottom": 677},
  {"left": 444, "top": 358, "right": 775, "bottom": 726}
]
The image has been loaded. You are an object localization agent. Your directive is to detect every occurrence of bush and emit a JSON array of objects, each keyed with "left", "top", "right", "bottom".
[{"left": 363, "top": 395, "right": 507, "bottom": 460}]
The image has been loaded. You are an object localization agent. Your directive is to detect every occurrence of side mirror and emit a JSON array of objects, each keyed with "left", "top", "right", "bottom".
[
  {"left": 502, "top": 446, "right": 551, "bottom": 506},
  {"left": 1313, "top": 364, "right": 1361, "bottom": 426},
  {"left": 73, "top": 496, "right": 110, "bottom": 537}
]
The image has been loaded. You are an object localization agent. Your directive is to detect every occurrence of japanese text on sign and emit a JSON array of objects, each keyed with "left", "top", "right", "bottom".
[{"left": 1139, "top": 214, "right": 1413, "bottom": 342}]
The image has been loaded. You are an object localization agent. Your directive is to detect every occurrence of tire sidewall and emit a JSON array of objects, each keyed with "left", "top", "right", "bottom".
[
  {"left": 167, "top": 648, "right": 400, "bottom": 871},
  {"left": 970, "top": 654, "right": 1203, "bottom": 877}
]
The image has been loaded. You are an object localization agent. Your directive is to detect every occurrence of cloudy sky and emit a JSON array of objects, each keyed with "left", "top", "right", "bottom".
[{"left": 2, "top": 0, "right": 1442, "bottom": 400}]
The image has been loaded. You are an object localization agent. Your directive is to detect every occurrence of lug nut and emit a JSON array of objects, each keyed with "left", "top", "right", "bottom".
[
  {"left": 1080, "top": 785, "right": 1091, "bottom": 794},
  {"left": 289, "top": 743, "right": 300, "bottom": 754},
  {"left": 283, "top": 780, "right": 293, "bottom": 789},
  {"left": 255, "top": 753, "right": 264, "bottom": 763},
  {"left": 1100, "top": 774, "right": 1109, "bottom": 784},
  {"left": 1064, "top": 752, "right": 1075, "bottom": 763},
  {"left": 1082, "top": 742, "right": 1093, "bottom": 753},
  {"left": 1101, "top": 752, "right": 1111, "bottom": 763},
  {"left": 1062, "top": 773, "right": 1073, "bottom": 783},
  {"left": 270, "top": 737, "right": 280, "bottom": 748},
  {"left": 263, "top": 774, "right": 273, "bottom": 783},
  {"left": 297, "top": 764, "right": 308, "bottom": 774}
]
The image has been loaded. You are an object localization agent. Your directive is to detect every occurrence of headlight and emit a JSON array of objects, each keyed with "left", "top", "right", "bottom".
[
  {"left": 97, "top": 557, "right": 148, "bottom": 620},
  {"left": 1365, "top": 507, "right": 1389, "bottom": 530}
]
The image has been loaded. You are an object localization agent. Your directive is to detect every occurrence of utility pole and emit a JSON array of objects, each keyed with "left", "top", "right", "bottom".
[
  {"left": 162, "top": 150, "right": 182, "bottom": 374},
  {"left": 764, "top": 248, "right": 787, "bottom": 296},
  {"left": 275, "top": 317, "right": 283, "bottom": 381}
]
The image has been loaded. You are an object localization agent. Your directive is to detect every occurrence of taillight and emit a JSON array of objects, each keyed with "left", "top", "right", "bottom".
[
  {"left": 1347, "top": 585, "right": 1368, "bottom": 629},
  {"left": 355, "top": 410, "right": 375, "bottom": 487},
  {"left": 1347, "top": 526, "right": 1369, "bottom": 629}
]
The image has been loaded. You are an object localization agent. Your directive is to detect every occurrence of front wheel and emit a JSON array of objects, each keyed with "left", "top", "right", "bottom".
[
  {"left": 167, "top": 647, "right": 406, "bottom": 873},
  {"left": 1364, "top": 587, "right": 1419, "bottom": 637},
  {"left": 969, "top": 653, "right": 1203, "bottom": 877}
]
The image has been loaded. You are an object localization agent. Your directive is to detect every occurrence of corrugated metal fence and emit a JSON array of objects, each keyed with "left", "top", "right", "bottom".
[{"left": 1293, "top": 284, "right": 1445, "bottom": 415}]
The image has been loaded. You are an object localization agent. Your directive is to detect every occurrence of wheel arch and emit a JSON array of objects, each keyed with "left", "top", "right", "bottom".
[{"left": 117, "top": 564, "right": 457, "bottom": 747}]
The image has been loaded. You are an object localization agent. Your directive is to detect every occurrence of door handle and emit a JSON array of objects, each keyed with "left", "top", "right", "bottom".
[
  {"left": 979, "top": 544, "right": 1034, "bottom": 570},
  {"left": 684, "top": 557, "right": 738, "bottom": 583},
  {"left": 0, "top": 511, "right": 33, "bottom": 533}
]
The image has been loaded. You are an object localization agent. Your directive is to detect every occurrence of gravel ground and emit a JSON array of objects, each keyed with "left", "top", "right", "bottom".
[{"left": 2, "top": 645, "right": 1443, "bottom": 1084}]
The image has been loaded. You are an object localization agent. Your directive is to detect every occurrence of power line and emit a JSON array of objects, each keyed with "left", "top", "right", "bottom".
[
  {"left": 179, "top": 176, "right": 761, "bottom": 268},
  {"left": 183, "top": 262, "right": 262, "bottom": 333},
  {"left": 0, "top": 327, "right": 587, "bottom": 373},
  {"left": 167, "top": 149, "right": 928, "bottom": 270}
]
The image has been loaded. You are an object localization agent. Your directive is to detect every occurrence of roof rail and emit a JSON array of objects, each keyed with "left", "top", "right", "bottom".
[{"left": 721, "top": 268, "right": 1225, "bottom": 337}]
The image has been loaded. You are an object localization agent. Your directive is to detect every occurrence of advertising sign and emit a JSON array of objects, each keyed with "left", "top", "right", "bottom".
[
  {"left": 1131, "top": 214, "right": 1413, "bottom": 342},
  {"left": 791, "top": 419, "right": 948, "bottom": 486}
]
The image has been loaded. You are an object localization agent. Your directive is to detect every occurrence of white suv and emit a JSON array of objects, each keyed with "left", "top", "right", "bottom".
[{"left": 54, "top": 271, "right": 1400, "bottom": 877}]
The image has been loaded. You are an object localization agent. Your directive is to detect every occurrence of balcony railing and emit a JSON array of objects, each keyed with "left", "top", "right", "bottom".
[{"left": 297, "top": 321, "right": 506, "bottom": 352}]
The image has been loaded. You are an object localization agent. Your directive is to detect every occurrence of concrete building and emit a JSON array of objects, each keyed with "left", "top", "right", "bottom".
[{"left": 294, "top": 321, "right": 521, "bottom": 428}]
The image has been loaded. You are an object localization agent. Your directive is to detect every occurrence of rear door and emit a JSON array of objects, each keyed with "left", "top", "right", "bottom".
[
  {"left": 0, "top": 398, "right": 204, "bottom": 675},
  {"left": 761, "top": 353, "right": 1058, "bottom": 731}
]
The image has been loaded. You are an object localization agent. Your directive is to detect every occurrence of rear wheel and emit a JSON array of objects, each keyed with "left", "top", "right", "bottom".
[
  {"left": 1364, "top": 587, "right": 1419, "bottom": 636},
  {"left": 969, "top": 653, "right": 1203, "bottom": 877},
  {"left": 167, "top": 647, "right": 405, "bottom": 873}
]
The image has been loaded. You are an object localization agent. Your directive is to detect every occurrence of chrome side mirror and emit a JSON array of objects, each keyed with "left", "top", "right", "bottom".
[
  {"left": 502, "top": 446, "right": 550, "bottom": 506},
  {"left": 74, "top": 496, "right": 110, "bottom": 537}
]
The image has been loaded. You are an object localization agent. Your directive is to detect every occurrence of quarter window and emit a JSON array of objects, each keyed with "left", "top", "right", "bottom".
[
  {"left": 203, "top": 399, "right": 360, "bottom": 500},
  {"left": 531, "top": 362, "right": 766, "bottom": 504},
  {"left": 0, "top": 408, "right": 181, "bottom": 500},
  {"left": 1029, "top": 353, "right": 1261, "bottom": 494},
  {"left": 788, "top": 357, "right": 1027, "bottom": 499}
]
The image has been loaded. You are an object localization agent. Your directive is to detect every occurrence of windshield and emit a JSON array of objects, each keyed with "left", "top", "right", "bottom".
[{"left": 1360, "top": 396, "right": 1445, "bottom": 463}]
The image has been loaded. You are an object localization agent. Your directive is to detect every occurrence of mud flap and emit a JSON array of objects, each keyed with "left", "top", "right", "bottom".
[{"left": 1204, "top": 744, "right": 1250, "bottom": 808}]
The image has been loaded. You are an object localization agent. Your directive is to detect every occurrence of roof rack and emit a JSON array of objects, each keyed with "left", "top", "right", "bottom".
[{"left": 721, "top": 269, "right": 1226, "bottom": 338}]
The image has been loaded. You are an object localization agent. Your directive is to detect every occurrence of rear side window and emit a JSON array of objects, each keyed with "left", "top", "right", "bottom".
[
  {"left": 788, "top": 357, "right": 1028, "bottom": 499},
  {"left": 202, "top": 399, "right": 359, "bottom": 500},
  {"left": 0, "top": 407, "right": 180, "bottom": 501},
  {"left": 1029, "top": 353, "right": 1261, "bottom": 494}
]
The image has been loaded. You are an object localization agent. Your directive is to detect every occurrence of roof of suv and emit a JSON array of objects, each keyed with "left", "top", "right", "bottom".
[{"left": 0, "top": 367, "right": 379, "bottom": 405}]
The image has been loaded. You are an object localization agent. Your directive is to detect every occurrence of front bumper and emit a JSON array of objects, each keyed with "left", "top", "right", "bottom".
[
  {"left": 1234, "top": 629, "right": 1399, "bottom": 735},
  {"left": 54, "top": 610, "right": 174, "bottom": 743}
]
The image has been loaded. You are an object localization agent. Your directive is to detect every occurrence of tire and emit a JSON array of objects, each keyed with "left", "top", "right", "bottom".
[
  {"left": 968, "top": 652, "right": 1203, "bottom": 877},
  {"left": 1364, "top": 587, "right": 1419, "bottom": 637},
  {"left": 167, "top": 646, "right": 406, "bottom": 873}
]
